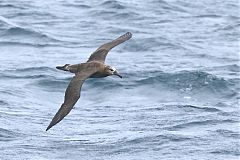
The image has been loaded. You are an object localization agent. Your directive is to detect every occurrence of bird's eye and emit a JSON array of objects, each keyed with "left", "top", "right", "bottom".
[{"left": 109, "top": 69, "right": 113, "bottom": 71}]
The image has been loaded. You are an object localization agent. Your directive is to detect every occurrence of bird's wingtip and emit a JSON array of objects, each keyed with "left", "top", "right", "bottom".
[
  {"left": 46, "top": 123, "right": 54, "bottom": 131},
  {"left": 46, "top": 126, "right": 51, "bottom": 131},
  {"left": 126, "top": 32, "right": 132, "bottom": 37}
]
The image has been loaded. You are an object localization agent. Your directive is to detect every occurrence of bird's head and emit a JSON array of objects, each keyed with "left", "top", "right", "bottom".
[{"left": 105, "top": 65, "right": 122, "bottom": 78}]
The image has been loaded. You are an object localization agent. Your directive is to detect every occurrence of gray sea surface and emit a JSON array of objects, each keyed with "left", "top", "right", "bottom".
[{"left": 0, "top": 0, "right": 239, "bottom": 159}]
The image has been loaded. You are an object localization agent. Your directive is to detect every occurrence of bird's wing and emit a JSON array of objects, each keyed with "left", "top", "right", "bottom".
[
  {"left": 46, "top": 64, "right": 99, "bottom": 131},
  {"left": 87, "top": 32, "right": 132, "bottom": 63}
]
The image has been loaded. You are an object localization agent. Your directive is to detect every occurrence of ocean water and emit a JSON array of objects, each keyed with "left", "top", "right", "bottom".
[{"left": 0, "top": 0, "right": 239, "bottom": 159}]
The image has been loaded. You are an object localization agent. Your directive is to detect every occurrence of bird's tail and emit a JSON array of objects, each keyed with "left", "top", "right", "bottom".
[{"left": 56, "top": 64, "right": 70, "bottom": 71}]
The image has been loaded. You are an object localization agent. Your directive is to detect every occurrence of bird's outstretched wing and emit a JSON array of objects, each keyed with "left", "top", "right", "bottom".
[
  {"left": 46, "top": 64, "right": 99, "bottom": 131},
  {"left": 87, "top": 32, "right": 132, "bottom": 63}
]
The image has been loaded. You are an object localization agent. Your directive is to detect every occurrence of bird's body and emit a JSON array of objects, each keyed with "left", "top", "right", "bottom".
[{"left": 46, "top": 32, "right": 132, "bottom": 131}]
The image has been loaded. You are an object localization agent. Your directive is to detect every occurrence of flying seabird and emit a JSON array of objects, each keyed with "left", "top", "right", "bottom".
[{"left": 46, "top": 32, "right": 132, "bottom": 131}]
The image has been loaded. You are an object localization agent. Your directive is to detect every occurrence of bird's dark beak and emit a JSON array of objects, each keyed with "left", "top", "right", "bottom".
[{"left": 113, "top": 70, "right": 122, "bottom": 78}]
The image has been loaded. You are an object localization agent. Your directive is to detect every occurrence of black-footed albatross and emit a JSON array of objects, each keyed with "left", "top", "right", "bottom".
[{"left": 46, "top": 32, "right": 132, "bottom": 131}]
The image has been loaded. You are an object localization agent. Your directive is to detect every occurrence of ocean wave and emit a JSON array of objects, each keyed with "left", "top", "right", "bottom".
[
  {"left": 11, "top": 66, "right": 56, "bottom": 72},
  {"left": 0, "top": 16, "right": 20, "bottom": 31},
  {"left": 112, "top": 133, "right": 191, "bottom": 152},
  {"left": 132, "top": 70, "right": 237, "bottom": 93},
  {"left": 1, "top": 67, "right": 58, "bottom": 79},
  {"left": 0, "top": 16, "right": 61, "bottom": 45},
  {"left": 100, "top": 0, "right": 126, "bottom": 10},
  {"left": 210, "top": 64, "right": 240, "bottom": 73},
  {"left": 166, "top": 119, "right": 237, "bottom": 131},
  {"left": 62, "top": 3, "right": 91, "bottom": 9},
  {"left": 36, "top": 79, "right": 68, "bottom": 91},
  {"left": 0, "top": 41, "right": 51, "bottom": 47},
  {"left": 0, "top": 128, "right": 21, "bottom": 141},
  {"left": 162, "top": 105, "right": 221, "bottom": 112},
  {"left": 210, "top": 148, "right": 240, "bottom": 156},
  {"left": 1, "top": 27, "right": 58, "bottom": 42},
  {"left": 194, "top": 14, "right": 222, "bottom": 18},
  {"left": 2, "top": 67, "right": 237, "bottom": 102},
  {"left": 0, "top": 100, "right": 9, "bottom": 106},
  {"left": 23, "top": 70, "right": 238, "bottom": 98},
  {"left": 2, "top": 66, "right": 56, "bottom": 74},
  {"left": 0, "top": 16, "right": 20, "bottom": 27},
  {"left": 124, "top": 37, "right": 186, "bottom": 52},
  {"left": 2, "top": 74, "right": 52, "bottom": 80},
  {"left": 214, "top": 129, "right": 240, "bottom": 139},
  {"left": 0, "top": 3, "right": 25, "bottom": 9},
  {"left": 151, "top": 0, "right": 187, "bottom": 14},
  {"left": 89, "top": 10, "right": 137, "bottom": 19},
  {"left": 88, "top": 8, "right": 140, "bottom": 21}
]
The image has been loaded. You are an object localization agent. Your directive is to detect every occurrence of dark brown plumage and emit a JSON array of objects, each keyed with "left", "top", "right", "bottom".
[{"left": 46, "top": 32, "right": 132, "bottom": 131}]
